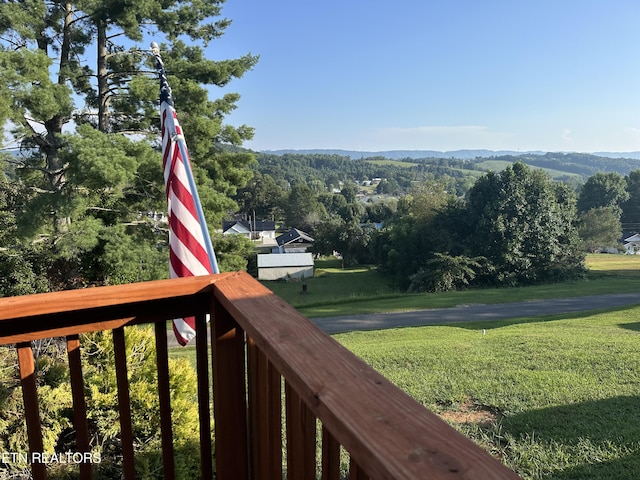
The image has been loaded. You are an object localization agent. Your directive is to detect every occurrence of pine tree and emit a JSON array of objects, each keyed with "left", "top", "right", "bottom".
[{"left": 0, "top": 0, "right": 258, "bottom": 290}]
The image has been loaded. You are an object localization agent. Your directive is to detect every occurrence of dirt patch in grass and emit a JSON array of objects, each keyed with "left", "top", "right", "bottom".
[{"left": 438, "top": 399, "right": 501, "bottom": 427}]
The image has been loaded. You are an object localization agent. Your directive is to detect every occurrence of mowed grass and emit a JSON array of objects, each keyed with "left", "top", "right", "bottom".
[
  {"left": 474, "top": 160, "right": 583, "bottom": 181},
  {"left": 585, "top": 252, "right": 640, "bottom": 275},
  {"left": 334, "top": 308, "right": 640, "bottom": 479},
  {"left": 264, "top": 254, "right": 640, "bottom": 318},
  {"left": 262, "top": 258, "right": 403, "bottom": 317}
]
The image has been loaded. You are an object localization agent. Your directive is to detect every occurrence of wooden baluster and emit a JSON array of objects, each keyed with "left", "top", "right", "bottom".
[
  {"left": 17, "top": 342, "right": 47, "bottom": 480},
  {"left": 195, "top": 313, "right": 213, "bottom": 479},
  {"left": 112, "top": 328, "right": 136, "bottom": 480},
  {"left": 211, "top": 300, "right": 249, "bottom": 480},
  {"left": 321, "top": 426, "right": 340, "bottom": 480},
  {"left": 154, "top": 322, "right": 175, "bottom": 480},
  {"left": 247, "top": 340, "right": 282, "bottom": 480},
  {"left": 349, "top": 457, "right": 369, "bottom": 480},
  {"left": 66, "top": 335, "right": 91, "bottom": 480},
  {"left": 285, "top": 382, "right": 316, "bottom": 480},
  {"left": 266, "top": 358, "right": 283, "bottom": 479},
  {"left": 247, "top": 338, "right": 260, "bottom": 479}
]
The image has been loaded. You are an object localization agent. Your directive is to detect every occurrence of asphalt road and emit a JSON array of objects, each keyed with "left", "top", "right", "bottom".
[
  {"left": 168, "top": 292, "right": 640, "bottom": 346},
  {"left": 310, "top": 292, "right": 640, "bottom": 334}
]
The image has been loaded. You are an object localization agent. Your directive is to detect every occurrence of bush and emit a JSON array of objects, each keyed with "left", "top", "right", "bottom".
[
  {"left": 81, "top": 327, "right": 201, "bottom": 479},
  {"left": 0, "top": 328, "right": 203, "bottom": 480},
  {"left": 408, "top": 254, "right": 484, "bottom": 293}
]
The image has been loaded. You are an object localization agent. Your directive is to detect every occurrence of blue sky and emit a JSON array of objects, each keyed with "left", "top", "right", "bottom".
[{"left": 209, "top": 1, "right": 640, "bottom": 153}]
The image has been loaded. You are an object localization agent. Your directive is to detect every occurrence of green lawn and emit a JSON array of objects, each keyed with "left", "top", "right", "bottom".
[
  {"left": 263, "top": 255, "right": 640, "bottom": 318},
  {"left": 365, "top": 159, "right": 418, "bottom": 168},
  {"left": 474, "top": 160, "right": 583, "bottom": 181},
  {"left": 335, "top": 307, "right": 640, "bottom": 479}
]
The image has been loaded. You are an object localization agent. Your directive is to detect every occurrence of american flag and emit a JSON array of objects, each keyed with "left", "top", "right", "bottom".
[{"left": 156, "top": 46, "right": 219, "bottom": 345}]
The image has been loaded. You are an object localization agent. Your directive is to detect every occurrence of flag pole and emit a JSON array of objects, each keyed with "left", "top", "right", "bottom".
[{"left": 151, "top": 42, "right": 220, "bottom": 274}]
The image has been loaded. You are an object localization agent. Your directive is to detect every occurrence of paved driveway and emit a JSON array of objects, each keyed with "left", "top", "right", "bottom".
[
  {"left": 167, "top": 292, "right": 640, "bottom": 346},
  {"left": 310, "top": 293, "right": 640, "bottom": 334}
]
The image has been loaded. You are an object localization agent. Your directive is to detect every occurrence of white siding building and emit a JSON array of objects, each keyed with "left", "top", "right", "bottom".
[{"left": 257, "top": 253, "right": 314, "bottom": 281}]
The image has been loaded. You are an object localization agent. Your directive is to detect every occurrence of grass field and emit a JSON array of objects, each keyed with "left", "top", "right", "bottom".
[
  {"left": 335, "top": 307, "right": 640, "bottom": 479},
  {"left": 365, "top": 159, "right": 418, "bottom": 168},
  {"left": 474, "top": 160, "right": 584, "bottom": 181},
  {"left": 264, "top": 254, "right": 640, "bottom": 318}
]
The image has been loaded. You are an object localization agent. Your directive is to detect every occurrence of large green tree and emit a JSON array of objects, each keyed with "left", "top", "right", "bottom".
[
  {"left": 0, "top": 158, "right": 49, "bottom": 295},
  {"left": 577, "top": 207, "right": 622, "bottom": 253},
  {"left": 372, "top": 181, "right": 457, "bottom": 289},
  {"left": 235, "top": 171, "right": 285, "bottom": 220},
  {"left": 311, "top": 216, "right": 375, "bottom": 267},
  {"left": 621, "top": 169, "right": 640, "bottom": 228},
  {"left": 466, "top": 162, "right": 584, "bottom": 286},
  {"left": 577, "top": 172, "right": 629, "bottom": 216},
  {"left": 0, "top": 0, "right": 258, "bottom": 291},
  {"left": 283, "top": 182, "right": 327, "bottom": 231}
]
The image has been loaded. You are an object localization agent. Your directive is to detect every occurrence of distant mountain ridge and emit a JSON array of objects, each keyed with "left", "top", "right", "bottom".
[{"left": 262, "top": 148, "right": 640, "bottom": 161}]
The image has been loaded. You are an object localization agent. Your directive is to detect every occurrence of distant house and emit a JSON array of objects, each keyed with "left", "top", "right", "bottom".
[
  {"left": 624, "top": 233, "right": 640, "bottom": 254},
  {"left": 222, "top": 219, "right": 276, "bottom": 241},
  {"left": 257, "top": 253, "right": 314, "bottom": 280},
  {"left": 139, "top": 210, "right": 168, "bottom": 225},
  {"left": 273, "top": 228, "right": 314, "bottom": 253},
  {"left": 222, "top": 220, "right": 251, "bottom": 238}
]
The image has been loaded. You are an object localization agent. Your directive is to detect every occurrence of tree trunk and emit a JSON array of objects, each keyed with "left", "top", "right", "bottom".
[
  {"left": 97, "top": 20, "right": 109, "bottom": 132},
  {"left": 37, "top": 3, "right": 75, "bottom": 234}
]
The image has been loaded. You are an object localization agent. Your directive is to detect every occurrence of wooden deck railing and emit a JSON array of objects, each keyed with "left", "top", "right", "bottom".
[{"left": 0, "top": 272, "right": 521, "bottom": 479}]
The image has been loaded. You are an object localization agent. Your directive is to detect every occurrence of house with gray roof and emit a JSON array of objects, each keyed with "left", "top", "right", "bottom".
[{"left": 273, "top": 228, "right": 314, "bottom": 253}]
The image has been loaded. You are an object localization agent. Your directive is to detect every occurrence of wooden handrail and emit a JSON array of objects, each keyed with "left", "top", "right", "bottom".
[
  {"left": 213, "top": 271, "right": 520, "bottom": 480},
  {"left": 0, "top": 275, "right": 227, "bottom": 345},
  {"left": 0, "top": 272, "right": 521, "bottom": 480}
]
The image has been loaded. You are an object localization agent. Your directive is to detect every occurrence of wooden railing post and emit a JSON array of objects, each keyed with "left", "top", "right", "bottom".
[
  {"left": 195, "top": 313, "right": 213, "bottom": 479},
  {"left": 66, "top": 335, "right": 92, "bottom": 480},
  {"left": 211, "top": 299, "right": 249, "bottom": 480},
  {"left": 154, "top": 321, "right": 175, "bottom": 480},
  {"left": 247, "top": 339, "right": 282, "bottom": 480},
  {"left": 285, "top": 381, "right": 316, "bottom": 480},
  {"left": 112, "top": 328, "right": 136, "bottom": 480},
  {"left": 17, "top": 342, "right": 47, "bottom": 480},
  {"left": 349, "top": 457, "right": 369, "bottom": 480},
  {"left": 322, "top": 426, "right": 340, "bottom": 480}
]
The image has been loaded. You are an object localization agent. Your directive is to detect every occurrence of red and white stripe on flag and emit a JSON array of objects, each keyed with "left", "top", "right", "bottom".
[{"left": 161, "top": 101, "right": 213, "bottom": 345}]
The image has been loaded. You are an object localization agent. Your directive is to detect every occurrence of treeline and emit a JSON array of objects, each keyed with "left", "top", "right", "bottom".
[
  {"left": 494, "top": 152, "right": 640, "bottom": 178},
  {"left": 236, "top": 153, "right": 640, "bottom": 291},
  {"left": 313, "top": 163, "right": 586, "bottom": 291},
  {"left": 255, "top": 152, "right": 481, "bottom": 196},
  {"left": 253, "top": 151, "right": 640, "bottom": 200}
]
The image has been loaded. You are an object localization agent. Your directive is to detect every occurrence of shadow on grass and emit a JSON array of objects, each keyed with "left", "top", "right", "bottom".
[
  {"left": 453, "top": 305, "right": 639, "bottom": 332},
  {"left": 554, "top": 455, "right": 640, "bottom": 480},
  {"left": 505, "top": 395, "right": 640, "bottom": 444},
  {"left": 501, "top": 395, "right": 640, "bottom": 479},
  {"left": 618, "top": 321, "right": 640, "bottom": 333}
]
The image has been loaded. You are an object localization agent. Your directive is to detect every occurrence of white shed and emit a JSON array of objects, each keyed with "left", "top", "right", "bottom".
[{"left": 257, "top": 253, "right": 314, "bottom": 281}]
